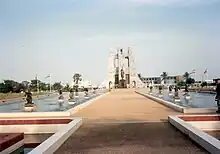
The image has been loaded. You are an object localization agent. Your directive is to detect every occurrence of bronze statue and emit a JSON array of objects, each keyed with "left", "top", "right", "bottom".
[
  {"left": 25, "top": 90, "right": 33, "bottom": 104},
  {"left": 58, "top": 90, "right": 64, "bottom": 100},
  {"left": 150, "top": 86, "right": 153, "bottom": 93},
  {"left": 159, "top": 85, "right": 162, "bottom": 94},
  {"left": 69, "top": 89, "right": 74, "bottom": 100},
  {"left": 120, "top": 68, "right": 124, "bottom": 80},
  {"left": 84, "top": 88, "right": 89, "bottom": 97},
  {"left": 174, "top": 86, "right": 179, "bottom": 98},
  {"left": 169, "top": 85, "right": 172, "bottom": 93}
]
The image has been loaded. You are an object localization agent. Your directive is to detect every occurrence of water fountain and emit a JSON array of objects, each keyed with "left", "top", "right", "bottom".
[
  {"left": 24, "top": 90, "right": 36, "bottom": 112},
  {"left": 158, "top": 85, "right": 163, "bottom": 98},
  {"left": 58, "top": 90, "right": 64, "bottom": 105},
  {"left": 183, "top": 84, "right": 191, "bottom": 100},
  {"left": 168, "top": 85, "right": 173, "bottom": 96},
  {"left": 174, "top": 86, "right": 181, "bottom": 102},
  {"left": 149, "top": 86, "right": 153, "bottom": 95},
  {"left": 92, "top": 88, "right": 96, "bottom": 95},
  {"left": 74, "top": 88, "right": 79, "bottom": 98},
  {"left": 84, "top": 88, "right": 89, "bottom": 99},
  {"left": 68, "top": 89, "right": 75, "bottom": 105}
]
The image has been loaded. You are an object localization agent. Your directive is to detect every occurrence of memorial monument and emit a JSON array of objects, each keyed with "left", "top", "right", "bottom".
[{"left": 107, "top": 47, "right": 145, "bottom": 89}]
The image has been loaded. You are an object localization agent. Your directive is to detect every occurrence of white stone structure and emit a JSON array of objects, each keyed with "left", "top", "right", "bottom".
[{"left": 107, "top": 47, "right": 144, "bottom": 89}]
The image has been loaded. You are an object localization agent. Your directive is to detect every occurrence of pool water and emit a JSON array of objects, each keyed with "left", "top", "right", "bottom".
[
  {"left": 151, "top": 90, "right": 217, "bottom": 108},
  {"left": 0, "top": 91, "right": 106, "bottom": 112},
  {"left": 11, "top": 146, "right": 37, "bottom": 154}
]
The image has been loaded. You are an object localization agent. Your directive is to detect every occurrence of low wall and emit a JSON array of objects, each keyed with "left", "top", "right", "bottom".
[
  {"left": 0, "top": 118, "right": 72, "bottom": 134},
  {"left": 179, "top": 115, "right": 220, "bottom": 131},
  {"left": 135, "top": 91, "right": 184, "bottom": 112},
  {"left": 0, "top": 133, "right": 24, "bottom": 154},
  {"left": 29, "top": 118, "right": 82, "bottom": 154},
  {"left": 0, "top": 111, "right": 70, "bottom": 118},
  {"left": 169, "top": 115, "right": 220, "bottom": 154}
]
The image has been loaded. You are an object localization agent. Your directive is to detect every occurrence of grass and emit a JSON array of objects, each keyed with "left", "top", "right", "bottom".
[{"left": 0, "top": 92, "right": 48, "bottom": 100}]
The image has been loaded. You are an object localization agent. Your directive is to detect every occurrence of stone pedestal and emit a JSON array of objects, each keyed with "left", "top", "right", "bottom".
[{"left": 24, "top": 103, "right": 36, "bottom": 112}]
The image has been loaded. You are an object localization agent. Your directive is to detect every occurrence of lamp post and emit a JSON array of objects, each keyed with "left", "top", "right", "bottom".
[{"left": 45, "top": 74, "right": 51, "bottom": 93}]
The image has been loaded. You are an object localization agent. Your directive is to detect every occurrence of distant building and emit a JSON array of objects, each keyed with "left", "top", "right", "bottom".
[
  {"left": 140, "top": 75, "right": 183, "bottom": 85},
  {"left": 140, "top": 77, "right": 161, "bottom": 85},
  {"left": 213, "top": 78, "right": 220, "bottom": 84},
  {"left": 176, "top": 75, "right": 184, "bottom": 82}
]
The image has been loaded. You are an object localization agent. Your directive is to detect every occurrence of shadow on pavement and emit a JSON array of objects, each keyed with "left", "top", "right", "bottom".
[{"left": 55, "top": 122, "right": 209, "bottom": 154}]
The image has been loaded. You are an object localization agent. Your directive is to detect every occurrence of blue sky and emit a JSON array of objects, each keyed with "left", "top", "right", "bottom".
[{"left": 0, "top": 0, "right": 220, "bottom": 84}]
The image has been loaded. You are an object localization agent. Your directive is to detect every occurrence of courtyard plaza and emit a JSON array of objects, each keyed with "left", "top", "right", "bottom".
[{"left": 55, "top": 89, "right": 208, "bottom": 154}]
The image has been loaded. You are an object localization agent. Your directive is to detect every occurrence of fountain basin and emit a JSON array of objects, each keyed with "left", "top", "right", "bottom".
[
  {"left": 0, "top": 133, "right": 24, "bottom": 154},
  {"left": 24, "top": 103, "right": 36, "bottom": 112},
  {"left": 136, "top": 91, "right": 217, "bottom": 114},
  {"left": 0, "top": 117, "right": 82, "bottom": 154},
  {"left": 169, "top": 115, "right": 220, "bottom": 154}
]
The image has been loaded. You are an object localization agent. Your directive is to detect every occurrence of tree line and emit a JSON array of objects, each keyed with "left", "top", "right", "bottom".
[
  {"left": 0, "top": 73, "right": 83, "bottom": 93},
  {"left": 0, "top": 79, "right": 69, "bottom": 93}
]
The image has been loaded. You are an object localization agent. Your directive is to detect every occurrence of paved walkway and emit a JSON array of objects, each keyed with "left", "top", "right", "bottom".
[
  {"left": 73, "top": 89, "right": 179, "bottom": 122},
  {"left": 56, "top": 89, "right": 208, "bottom": 154}
]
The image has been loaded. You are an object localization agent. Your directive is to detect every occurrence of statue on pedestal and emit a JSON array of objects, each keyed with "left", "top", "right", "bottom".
[
  {"left": 168, "top": 85, "right": 173, "bottom": 96},
  {"left": 174, "top": 86, "right": 180, "bottom": 101},
  {"left": 93, "top": 88, "right": 96, "bottom": 94},
  {"left": 58, "top": 90, "right": 64, "bottom": 104},
  {"left": 75, "top": 87, "right": 79, "bottom": 98},
  {"left": 158, "top": 85, "right": 163, "bottom": 97},
  {"left": 24, "top": 89, "right": 35, "bottom": 112},
  {"left": 183, "top": 84, "right": 190, "bottom": 100},
  {"left": 84, "top": 88, "right": 89, "bottom": 98},
  {"left": 159, "top": 85, "right": 162, "bottom": 94},
  {"left": 25, "top": 90, "right": 33, "bottom": 105},
  {"left": 149, "top": 86, "right": 153, "bottom": 94},
  {"left": 68, "top": 89, "right": 75, "bottom": 104}
]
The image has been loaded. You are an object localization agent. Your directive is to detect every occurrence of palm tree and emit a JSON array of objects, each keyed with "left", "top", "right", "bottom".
[
  {"left": 161, "top": 72, "right": 168, "bottom": 84},
  {"left": 183, "top": 72, "right": 190, "bottom": 80},
  {"left": 73, "top": 73, "right": 82, "bottom": 85}
]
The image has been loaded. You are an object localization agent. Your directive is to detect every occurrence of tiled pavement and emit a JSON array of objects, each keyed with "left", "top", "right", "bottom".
[{"left": 55, "top": 89, "right": 208, "bottom": 154}]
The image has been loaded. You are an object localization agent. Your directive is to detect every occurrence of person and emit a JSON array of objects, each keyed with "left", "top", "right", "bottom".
[{"left": 215, "top": 79, "right": 220, "bottom": 113}]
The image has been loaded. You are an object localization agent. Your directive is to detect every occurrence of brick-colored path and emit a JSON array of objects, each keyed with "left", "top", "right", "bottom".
[
  {"left": 73, "top": 89, "right": 179, "bottom": 122},
  {"left": 56, "top": 89, "right": 208, "bottom": 154}
]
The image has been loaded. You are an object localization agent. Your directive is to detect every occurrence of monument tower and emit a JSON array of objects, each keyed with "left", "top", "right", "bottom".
[{"left": 107, "top": 47, "right": 144, "bottom": 89}]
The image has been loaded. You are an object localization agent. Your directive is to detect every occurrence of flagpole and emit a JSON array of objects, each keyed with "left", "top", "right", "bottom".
[
  {"left": 49, "top": 74, "right": 52, "bottom": 93},
  {"left": 36, "top": 74, "right": 39, "bottom": 93}
]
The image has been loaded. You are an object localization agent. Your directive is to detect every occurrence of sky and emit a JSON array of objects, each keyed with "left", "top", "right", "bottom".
[{"left": 0, "top": 0, "right": 220, "bottom": 84}]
